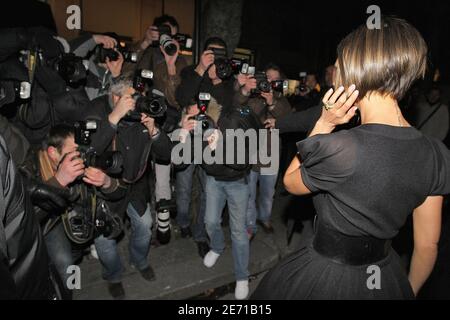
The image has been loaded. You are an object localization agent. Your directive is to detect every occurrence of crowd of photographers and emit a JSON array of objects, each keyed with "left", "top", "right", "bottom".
[{"left": 1, "top": 13, "right": 448, "bottom": 301}]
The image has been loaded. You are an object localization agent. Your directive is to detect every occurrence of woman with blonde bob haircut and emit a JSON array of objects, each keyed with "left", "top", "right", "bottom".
[{"left": 252, "top": 17, "right": 450, "bottom": 300}]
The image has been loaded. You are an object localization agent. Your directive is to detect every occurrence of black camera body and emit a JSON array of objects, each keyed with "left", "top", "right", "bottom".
[
  {"left": 52, "top": 53, "right": 87, "bottom": 86},
  {"left": 96, "top": 43, "right": 138, "bottom": 64},
  {"left": 124, "top": 90, "right": 168, "bottom": 122},
  {"left": 151, "top": 25, "right": 193, "bottom": 56},
  {"left": 173, "top": 33, "right": 193, "bottom": 52},
  {"left": 211, "top": 48, "right": 233, "bottom": 80},
  {"left": 73, "top": 120, "right": 123, "bottom": 175},
  {"left": 249, "top": 71, "right": 287, "bottom": 95}
]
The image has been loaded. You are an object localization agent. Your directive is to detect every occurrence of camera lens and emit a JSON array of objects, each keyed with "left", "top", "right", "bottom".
[{"left": 160, "top": 34, "right": 177, "bottom": 56}]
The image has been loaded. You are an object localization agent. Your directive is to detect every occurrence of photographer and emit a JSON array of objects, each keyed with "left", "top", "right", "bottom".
[
  {"left": 70, "top": 33, "right": 124, "bottom": 100},
  {"left": 235, "top": 63, "right": 292, "bottom": 237},
  {"left": 176, "top": 37, "right": 254, "bottom": 300},
  {"left": 19, "top": 124, "right": 126, "bottom": 297},
  {"left": 125, "top": 15, "right": 189, "bottom": 109},
  {"left": 124, "top": 15, "right": 190, "bottom": 224},
  {"left": 172, "top": 101, "right": 210, "bottom": 257},
  {"left": 84, "top": 77, "right": 172, "bottom": 299},
  {"left": 11, "top": 28, "right": 92, "bottom": 146},
  {"left": 291, "top": 72, "right": 322, "bottom": 112}
]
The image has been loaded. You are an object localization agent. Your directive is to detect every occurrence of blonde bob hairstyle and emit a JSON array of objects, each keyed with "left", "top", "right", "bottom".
[{"left": 335, "top": 16, "right": 428, "bottom": 101}]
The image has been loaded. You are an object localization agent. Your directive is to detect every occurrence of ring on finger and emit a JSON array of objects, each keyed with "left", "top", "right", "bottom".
[{"left": 323, "top": 101, "right": 335, "bottom": 111}]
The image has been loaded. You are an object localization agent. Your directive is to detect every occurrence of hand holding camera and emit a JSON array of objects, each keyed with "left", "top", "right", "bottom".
[
  {"left": 141, "top": 113, "right": 159, "bottom": 137},
  {"left": 242, "top": 75, "right": 257, "bottom": 95},
  {"left": 196, "top": 50, "right": 215, "bottom": 76},
  {"left": 55, "top": 151, "right": 86, "bottom": 187},
  {"left": 182, "top": 114, "right": 197, "bottom": 132},
  {"left": 93, "top": 35, "right": 117, "bottom": 50},
  {"left": 83, "top": 167, "right": 112, "bottom": 189},
  {"left": 161, "top": 40, "right": 180, "bottom": 75},
  {"left": 105, "top": 50, "right": 124, "bottom": 78},
  {"left": 261, "top": 91, "right": 274, "bottom": 106},
  {"left": 109, "top": 94, "right": 136, "bottom": 125}
]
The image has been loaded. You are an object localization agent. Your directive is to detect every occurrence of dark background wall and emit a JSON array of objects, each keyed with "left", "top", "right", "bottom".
[{"left": 239, "top": 0, "right": 450, "bottom": 82}]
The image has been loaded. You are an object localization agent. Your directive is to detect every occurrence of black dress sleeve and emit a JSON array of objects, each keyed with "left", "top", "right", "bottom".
[
  {"left": 428, "top": 137, "right": 450, "bottom": 196},
  {"left": 296, "top": 131, "right": 357, "bottom": 193}
]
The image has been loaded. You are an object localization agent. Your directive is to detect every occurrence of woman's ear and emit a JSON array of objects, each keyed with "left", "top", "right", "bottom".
[{"left": 47, "top": 146, "right": 59, "bottom": 164}]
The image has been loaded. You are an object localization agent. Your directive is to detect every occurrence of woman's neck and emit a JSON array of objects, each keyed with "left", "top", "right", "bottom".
[{"left": 359, "top": 93, "right": 411, "bottom": 127}]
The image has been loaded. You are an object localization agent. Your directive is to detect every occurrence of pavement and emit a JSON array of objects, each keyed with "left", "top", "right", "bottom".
[{"left": 73, "top": 189, "right": 315, "bottom": 300}]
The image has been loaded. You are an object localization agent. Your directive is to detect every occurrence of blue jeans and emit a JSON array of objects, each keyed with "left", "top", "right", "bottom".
[
  {"left": 204, "top": 175, "right": 250, "bottom": 281},
  {"left": 247, "top": 170, "right": 278, "bottom": 234},
  {"left": 45, "top": 222, "right": 74, "bottom": 289},
  {"left": 176, "top": 164, "right": 207, "bottom": 242},
  {"left": 94, "top": 203, "right": 153, "bottom": 283}
]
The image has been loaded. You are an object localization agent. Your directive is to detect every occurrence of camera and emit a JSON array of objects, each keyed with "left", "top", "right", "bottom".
[
  {"left": 53, "top": 53, "right": 88, "bottom": 86},
  {"left": 248, "top": 70, "right": 288, "bottom": 95},
  {"left": 173, "top": 33, "right": 193, "bottom": 52},
  {"left": 298, "top": 72, "right": 308, "bottom": 93},
  {"left": 191, "top": 93, "right": 215, "bottom": 134},
  {"left": 156, "top": 199, "right": 172, "bottom": 245},
  {"left": 133, "top": 69, "right": 154, "bottom": 94},
  {"left": 210, "top": 48, "right": 233, "bottom": 80},
  {"left": 0, "top": 58, "right": 32, "bottom": 107},
  {"left": 96, "top": 43, "right": 138, "bottom": 64},
  {"left": 134, "top": 90, "right": 167, "bottom": 118},
  {"left": 0, "top": 80, "right": 31, "bottom": 106},
  {"left": 73, "top": 120, "right": 123, "bottom": 175},
  {"left": 156, "top": 25, "right": 178, "bottom": 56}
]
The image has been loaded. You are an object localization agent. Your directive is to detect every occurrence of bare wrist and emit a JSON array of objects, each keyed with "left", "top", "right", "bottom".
[
  {"left": 167, "top": 64, "right": 177, "bottom": 76},
  {"left": 54, "top": 173, "right": 68, "bottom": 188},
  {"left": 195, "top": 65, "right": 206, "bottom": 77}
]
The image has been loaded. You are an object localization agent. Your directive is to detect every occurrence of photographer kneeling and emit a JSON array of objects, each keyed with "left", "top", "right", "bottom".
[
  {"left": 20, "top": 124, "right": 125, "bottom": 298},
  {"left": 85, "top": 77, "right": 172, "bottom": 299}
]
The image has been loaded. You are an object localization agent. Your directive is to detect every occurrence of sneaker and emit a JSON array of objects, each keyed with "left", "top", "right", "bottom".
[
  {"left": 203, "top": 251, "right": 220, "bottom": 268},
  {"left": 196, "top": 241, "right": 210, "bottom": 259},
  {"left": 90, "top": 244, "right": 99, "bottom": 260},
  {"left": 108, "top": 282, "right": 125, "bottom": 300},
  {"left": 139, "top": 266, "right": 156, "bottom": 282},
  {"left": 235, "top": 280, "right": 249, "bottom": 300},
  {"left": 180, "top": 226, "right": 192, "bottom": 238}
]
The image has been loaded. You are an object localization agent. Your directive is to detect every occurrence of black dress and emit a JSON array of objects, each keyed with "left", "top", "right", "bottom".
[{"left": 251, "top": 124, "right": 450, "bottom": 300}]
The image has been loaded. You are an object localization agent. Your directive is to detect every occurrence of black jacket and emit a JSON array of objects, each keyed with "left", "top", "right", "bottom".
[
  {"left": 175, "top": 66, "right": 252, "bottom": 181},
  {"left": 0, "top": 135, "right": 53, "bottom": 300},
  {"left": 84, "top": 95, "right": 172, "bottom": 216},
  {"left": 276, "top": 104, "right": 322, "bottom": 134}
]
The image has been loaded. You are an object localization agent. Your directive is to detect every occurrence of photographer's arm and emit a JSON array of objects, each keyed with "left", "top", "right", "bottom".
[
  {"left": 267, "top": 95, "right": 292, "bottom": 119},
  {"left": 176, "top": 65, "right": 205, "bottom": 108},
  {"left": 70, "top": 34, "right": 97, "bottom": 58}
]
